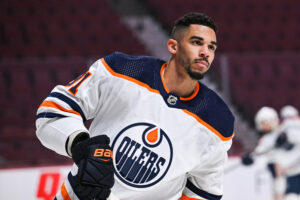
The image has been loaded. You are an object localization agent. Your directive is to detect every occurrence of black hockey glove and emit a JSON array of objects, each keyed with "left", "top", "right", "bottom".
[
  {"left": 241, "top": 153, "right": 254, "bottom": 166},
  {"left": 275, "top": 133, "right": 287, "bottom": 148},
  {"left": 275, "top": 133, "right": 294, "bottom": 150},
  {"left": 71, "top": 135, "right": 114, "bottom": 200}
]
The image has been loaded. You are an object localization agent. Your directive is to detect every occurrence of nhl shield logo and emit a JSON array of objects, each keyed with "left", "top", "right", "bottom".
[
  {"left": 112, "top": 122, "right": 173, "bottom": 189},
  {"left": 167, "top": 95, "right": 178, "bottom": 105}
]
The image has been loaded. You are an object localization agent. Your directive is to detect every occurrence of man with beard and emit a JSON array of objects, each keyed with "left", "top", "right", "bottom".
[{"left": 36, "top": 12, "right": 235, "bottom": 200}]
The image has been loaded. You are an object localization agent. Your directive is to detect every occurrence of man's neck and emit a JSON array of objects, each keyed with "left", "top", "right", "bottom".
[{"left": 163, "top": 59, "right": 198, "bottom": 98}]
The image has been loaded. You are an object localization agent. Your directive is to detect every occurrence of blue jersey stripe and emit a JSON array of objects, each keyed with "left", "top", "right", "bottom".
[
  {"left": 186, "top": 179, "right": 222, "bottom": 200},
  {"left": 48, "top": 92, "right": 87, "bottom": 122},
  {"left": 36, "top": 112, "right": 67, "bottom": 119}
]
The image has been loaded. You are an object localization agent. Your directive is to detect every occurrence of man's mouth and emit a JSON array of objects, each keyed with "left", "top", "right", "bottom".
[{"left": 195, "top": 59, "right": 209, "bottom": 68}]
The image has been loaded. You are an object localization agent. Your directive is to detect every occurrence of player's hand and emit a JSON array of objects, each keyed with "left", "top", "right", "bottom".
[
  {"left": 241, "top": 153, "right": 254, "bottom": 166},
  {"left": 71, "top": 135, "right": 114, "bottom": 200}
]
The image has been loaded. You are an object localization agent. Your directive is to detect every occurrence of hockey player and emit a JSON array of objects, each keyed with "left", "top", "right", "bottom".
[
  {"left": 242, "top": 107, "right": 286, "bottom": 200},
  {"left": 36, "top": 12, "right": 235, "bottom": 200},
  {"left": 252, "top": 107, "right": 280, "bottom": 156},
  {"left": 277, "top": 105, "right": 300, "bottom": 200}
]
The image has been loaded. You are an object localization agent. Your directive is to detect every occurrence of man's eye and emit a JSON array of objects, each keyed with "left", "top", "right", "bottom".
[
  {"left": 192, "top": 40, "right": 201, "bottom": 45},
  {"left": 208, "top": 45, "right": 216, "bottom": 51}
]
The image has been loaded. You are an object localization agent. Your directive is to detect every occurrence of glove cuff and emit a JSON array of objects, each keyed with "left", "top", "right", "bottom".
[{"left": 66, "top": 131, "right": 90, "bottom": 156}]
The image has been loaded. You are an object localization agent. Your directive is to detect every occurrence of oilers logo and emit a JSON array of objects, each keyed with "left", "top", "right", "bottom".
[{"left": 112, "top": 122, "right": 173, "bottom": 189}]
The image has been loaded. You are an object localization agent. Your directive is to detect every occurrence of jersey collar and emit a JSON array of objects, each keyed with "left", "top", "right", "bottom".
[{"left": 160, "top": 63, "right": 200, "bottom": 101}]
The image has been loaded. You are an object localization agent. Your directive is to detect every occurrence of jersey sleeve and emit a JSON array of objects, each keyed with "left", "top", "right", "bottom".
[
  {"left": 35, "top": 59, "right": 106, "bottom": 156},
  {"left": 282, "top": 119, "right": 300, "bottom": 145},
  {"left": 181, "top": 139, "right": 231, "bottom": 200},
  {"left": 253, "top": 132, "right": 278, "bottom": 156}
]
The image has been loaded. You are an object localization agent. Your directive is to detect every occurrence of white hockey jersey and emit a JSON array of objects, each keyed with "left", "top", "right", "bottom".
[
  {"left": 253, "top": 130, "right": 280, "bottom": 160},
  {"left": 277, "top": 117, "right": 300, "bottom": 176},
  {"left": 253, "top": 118, "right": 300, "bottom": 177},
  {"left": 36, "top": 52, "right": 235, "bottom": 200}
]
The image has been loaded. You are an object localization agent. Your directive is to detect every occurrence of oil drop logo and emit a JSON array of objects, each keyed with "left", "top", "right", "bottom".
[{"left": 112, "top": 122, "right": 173, "bottom": 189}]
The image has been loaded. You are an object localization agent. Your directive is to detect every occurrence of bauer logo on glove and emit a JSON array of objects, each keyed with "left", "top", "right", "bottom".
[{"left": 93, "top": 148, "right": 113, "bottom": 161}]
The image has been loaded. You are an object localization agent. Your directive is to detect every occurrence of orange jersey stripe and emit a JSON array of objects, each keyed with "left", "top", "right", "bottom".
[
  {"left": 39, "top": 100, "right": 81, "bottom": 117},
  {"left": 160, "top": 62, "right": 170, "bottom": 93},
  {"left": 180, "top": 82, "right": 200, "bottom": 101},
  {"left": 182, "top": 109, "right": 234, "bottom": 141},
  {"left": 181, "top": 193, "right": 204, "bottom": 200},
  {"left": 101, "top": 58, "right": 161, "bottom": 95},
  {"left": 61, "top": 183, "right": 71, "bottom": 200}
]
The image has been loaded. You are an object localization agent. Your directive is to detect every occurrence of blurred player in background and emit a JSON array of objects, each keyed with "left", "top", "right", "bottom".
[
  {"left": 242, "top": 107, "right": 286, "bottom": 200},
  {"left": 35, "top": 12, "right": 235, "bottom": 200},
  {"left": 277, "top": 105, "right": 300, "bottom": 200}
]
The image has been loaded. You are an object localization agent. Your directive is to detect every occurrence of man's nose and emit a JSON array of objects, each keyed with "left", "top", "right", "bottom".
[{"left": 199, "top": 46, "right": 209, "bottom": 58}]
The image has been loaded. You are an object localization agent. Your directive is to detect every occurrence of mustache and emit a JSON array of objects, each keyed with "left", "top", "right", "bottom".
[{"left": 194, "top": 57, "right": 209, "bottom": 66}]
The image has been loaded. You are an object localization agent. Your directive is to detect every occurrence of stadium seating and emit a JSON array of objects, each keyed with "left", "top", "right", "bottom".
[
  {"left": 0, "top": 58, "right": 90, "bottom": 166},
  {"left": 213, "top": 53, "right": 300, "bottom": 121},
  {"left": 147, "top": 0, "right": 300, "bottom": 52},
  {"left": 0, "top": 0, "right": 149, "bottom": 167},
  {"left": 0, "top": 0, "right": 147, "bottom": 59},
  {"left": 0, "top": 127, "right": 72, "bottom": 166}
]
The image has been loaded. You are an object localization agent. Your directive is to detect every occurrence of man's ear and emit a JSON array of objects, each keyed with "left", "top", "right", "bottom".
[{"left": 167, "top": 39, "right": 178, "bottom": 55}]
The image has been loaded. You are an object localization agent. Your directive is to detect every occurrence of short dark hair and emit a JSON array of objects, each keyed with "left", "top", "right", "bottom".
[{"left": 171, "top": 12, "right": 217, "bottom": 40}]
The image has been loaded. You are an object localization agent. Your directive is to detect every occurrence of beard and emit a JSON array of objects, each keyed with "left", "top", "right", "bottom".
[{"left": 186, "top": 65, "right": 205, "bottom": 80}]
